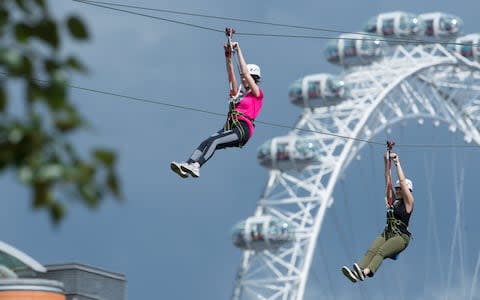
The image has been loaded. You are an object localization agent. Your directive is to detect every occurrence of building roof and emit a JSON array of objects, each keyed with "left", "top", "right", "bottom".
[{"left": 0, "top": 240, "right": 46, "bottom": 276}]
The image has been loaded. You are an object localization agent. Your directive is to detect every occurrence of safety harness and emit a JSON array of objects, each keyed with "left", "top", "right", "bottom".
[
  {"left": 385, "top": 210, "right": 410, "bottom": 239},
  {"left": 223, "top": 27, "right": 253, "bottom": 147},
  {"left": 384, "top": 140, "right": 409, "bottom": 240}
]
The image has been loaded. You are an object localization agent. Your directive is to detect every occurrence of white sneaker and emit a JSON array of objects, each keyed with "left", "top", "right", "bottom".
[
  {"left": 353, "top": 263, "right": 365, "bottom": 281},
  {"left": 170, "top": 161, "right": 188, "bottom": 178},
  {"left": 341, "top": 266, "right": 358, "bottom": 283},
  {"left": 181, "top": 163, "right": 200, "bottom": 178}
]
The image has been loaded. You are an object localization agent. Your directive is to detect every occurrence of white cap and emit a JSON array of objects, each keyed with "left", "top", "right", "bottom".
[
  {"left": 247, "top": 64, "right": 261, "bottom": 78},
  {"left": 395, "top": 178, "right": 413, "bottom": 191}
]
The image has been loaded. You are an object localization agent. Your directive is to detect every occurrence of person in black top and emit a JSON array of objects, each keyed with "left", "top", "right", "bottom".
[{"left": 342, "top": 151, "right": 414, "bottom": 282}]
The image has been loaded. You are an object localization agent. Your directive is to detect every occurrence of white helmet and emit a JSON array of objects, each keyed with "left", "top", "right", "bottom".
[
  {"left": 247, "top": 64, "right": 261, "bottom": 78},
  {"left": 395, "top": 178, "right": 413, "bottom": 191}
]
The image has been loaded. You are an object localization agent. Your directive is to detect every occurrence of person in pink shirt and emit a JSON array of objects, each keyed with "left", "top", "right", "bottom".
[{"left": 170, "top": 41, "right": 263, "bottom": 178}]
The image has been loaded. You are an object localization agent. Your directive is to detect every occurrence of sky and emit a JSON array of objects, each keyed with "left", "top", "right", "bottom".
[{"left": 2, "top": 0, "right": 480, "bottom": 299}]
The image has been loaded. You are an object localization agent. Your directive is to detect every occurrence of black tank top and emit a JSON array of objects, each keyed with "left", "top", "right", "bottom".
[{"left": 392, "top": 199, "right": 412, "bottom": 226}]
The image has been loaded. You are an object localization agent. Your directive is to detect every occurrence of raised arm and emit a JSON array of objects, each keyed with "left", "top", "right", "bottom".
[
  {"left": 384, "top": 151, "right": 392, "bottom": 207},
  {"left": 233, "top": 42, "right": 260, "bottom": 97},
  {"left": 390, "top": 152, "right": 414, "bottom": 213},
  {"left": 225, "top": 43, "right": 239, "bottom": 97}
]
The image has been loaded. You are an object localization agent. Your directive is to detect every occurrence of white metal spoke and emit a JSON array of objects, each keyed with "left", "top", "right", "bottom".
[{"left": 469, "top": 250, "right": 480, "bottom": 300}]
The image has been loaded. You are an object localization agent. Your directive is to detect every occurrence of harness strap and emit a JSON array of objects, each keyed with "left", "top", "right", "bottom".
[
  {"left": 224, "top": 103, "right": 254, "bottom": 148},
  {"left": 384, "top": 209, "right": 410, "bottom": 239}
]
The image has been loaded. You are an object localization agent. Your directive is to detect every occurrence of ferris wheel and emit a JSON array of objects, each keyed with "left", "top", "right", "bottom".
[{"left": 230, "top": 11, "right": 480, "bottom": 300}]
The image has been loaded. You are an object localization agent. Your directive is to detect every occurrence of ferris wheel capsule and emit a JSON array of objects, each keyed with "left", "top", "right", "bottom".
[
  {"left": 419, "top": 12, "right": 463, "bottom": 39},
  {"left": 231, "top": 216, "right": 294, "bottom": 251},
  {"left": 288, "top": 74, "right": 349, "bottom": 108},
  {"left": 363, "top": 11, "right": 425, "bottom": 38},
  {"left": 448, "top": 34, "right": 480, "bottom": 63},
  {"left": 324, "top": 32, "right": 385, "bottom": 66},
  {"left": 257, "top": 135, "right": 323, "bottom": 171}
]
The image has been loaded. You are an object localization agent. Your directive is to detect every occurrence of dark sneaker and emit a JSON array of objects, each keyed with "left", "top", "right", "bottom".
[
  {"left": 341, "top": 266, "right": 358, "bottom": 283},
  {"left": 353, "top": 263, "right": 365, "bottom": 281},
  {"left": 170, "top": 161, "right": 188, "bottom": 178}
]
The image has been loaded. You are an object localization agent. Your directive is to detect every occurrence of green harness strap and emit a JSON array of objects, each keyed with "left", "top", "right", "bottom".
[
  {"left": 224, "top": 101, "right": 253, "bottom": 148},
  {"left": 384, "top": 209, "right": 409, "bottom": 240}
]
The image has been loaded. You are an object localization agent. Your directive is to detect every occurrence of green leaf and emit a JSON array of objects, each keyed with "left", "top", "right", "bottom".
[
  {"left": 18, "top": 165, "right": 34, "bottom": 183},
  {"left": 64, "top": 142, "right": 80, "bottom": 164},
  {"left": 0, "top": 51, "right": 32, "bottom": 76},
  {"left": 33, "top": 0, "right": 46, "bottom": 9},
  {"left": 14, "top": 23, "right": 32, "bottom": 43},
  {"left": 106, "top": 171, "right": 121, "bottom": 198},
  {"left": 8, "top": 127, "right": 24, "bottom": 143},
  {"left": 49, "top": 202, "right": 65, "bottom": 224},
  {"left": 54, "top": 110, "right": 82, "bottom": 132},
  {"left": 0, "top": 144, "right": 15, "bottom": 170},
  {"left": 65, "top": 56, "right": 87, "bottom": 72},
  {"left": 26, "top": 81, "right": 43, "bottom": 102},
  {"left": 77, "top": 162, "right": 95, "bottom": 182},
  {"left": 0, "top": 7, "right": 9, "bottom": 28},
  {"left": 45, "top": 86, "right": 65, "bottom": 110},
  {"left": 52, "top": 68, "right": 67, "bottom": 84},
  {"left": 37, "top": 164, "right": 64, "bottom": 181},
  {"left": 66, "top": 15, "right": 89, "bottom": 40},
  {"left": 0, "top": 85, "right": 6, "bottom": 112},
  {"left": 33, "top": 182, "right": 52, "bottom": 208},
  {"left": 79, "top": 183, "right": 99, "bottom": 208},
  {"left": 33, "top": 19, "right": 59, "bottom": 49},
  {"left": 0, "top": 49, "right": 22, "bottom": 68},
  {"left": 44, "top": 58, "right": 59, "bottom": 74},
  {"left": 18, "top": 55, "right": 33, "bottom": 76},
  {"left": 14, "top": 0, "right": 30, "bottom": 13},
  {"left": 93, "top": 148, "right": 116, "bottom": 167},
  {"left": 45, "top": 71, "right": 67, "bottom": 110}
]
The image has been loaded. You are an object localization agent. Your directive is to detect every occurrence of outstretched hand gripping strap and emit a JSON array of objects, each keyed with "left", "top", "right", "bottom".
[
  {"left": 225, "top": 27, "right": 235, "bottom": 50},
  {"left": 225, "top": 27, "right": 241, "bottom": 101}
]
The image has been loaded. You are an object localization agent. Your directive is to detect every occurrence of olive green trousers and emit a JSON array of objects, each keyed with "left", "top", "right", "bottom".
[{"left": 358, "top": 232, "right": 410, "bottom": 276}]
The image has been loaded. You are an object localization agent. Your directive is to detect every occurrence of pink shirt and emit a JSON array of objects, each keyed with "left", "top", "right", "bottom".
[{"left": 235, "top": 88, "right": 264, "bottom": 138}]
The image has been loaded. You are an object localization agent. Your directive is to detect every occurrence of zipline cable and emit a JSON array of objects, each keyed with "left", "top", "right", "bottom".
[
  {"left": 73, "top": 0, "right": 480, "bottom": 47},
  {"left": 68, "top": 83, "right": 480, "bottom": 149},
  {"left": 2, "top": 72, "right": 480, "bottom": 149},
  {"left": 73, "top": 0, "right": 223, "bottom": 33}
]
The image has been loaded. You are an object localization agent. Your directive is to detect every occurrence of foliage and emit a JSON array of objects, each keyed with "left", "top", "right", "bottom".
[{"left": 0, "top": 0, "right": 122, "bottom": 223}]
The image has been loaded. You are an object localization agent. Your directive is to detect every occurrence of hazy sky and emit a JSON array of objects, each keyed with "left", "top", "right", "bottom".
[{"left": 3, "top": 0, "right": 480, "bottom": 299}]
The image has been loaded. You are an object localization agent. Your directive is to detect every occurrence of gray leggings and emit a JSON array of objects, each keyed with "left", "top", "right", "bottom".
[
  {"left": 187, "top": 122, "right": 249, "bottom": 166},
  {"left": 358, "top": 232, "right": 410, "bottom": 276}
]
